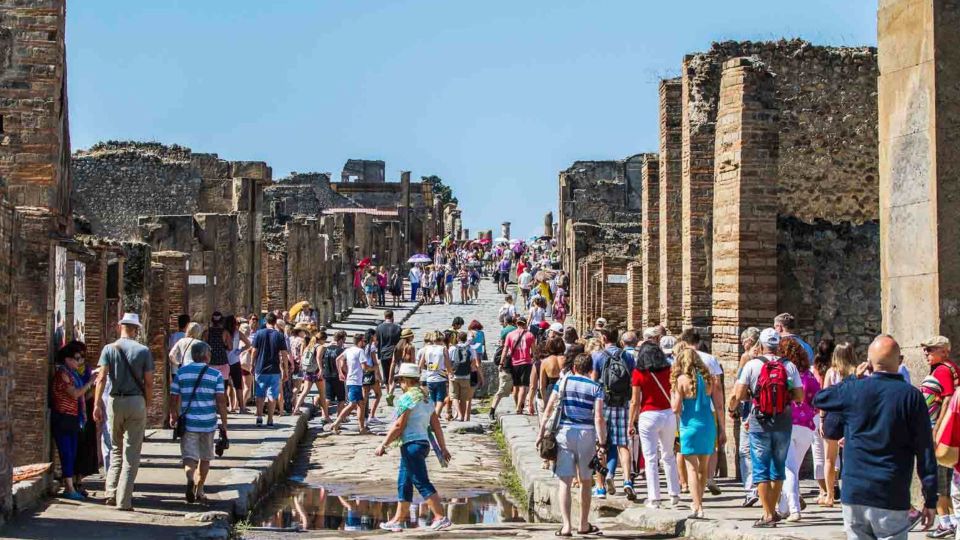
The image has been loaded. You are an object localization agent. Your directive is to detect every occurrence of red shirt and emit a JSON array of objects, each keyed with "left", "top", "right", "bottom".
[
  {"left": 52, "top": 368, "right": 79, "bottom": 416},
  {"left": 932, "top": 362, "right": 957, "bottom": 399},
  {"left": 631, "top": 367, "right": 672, "bottom": 413}
]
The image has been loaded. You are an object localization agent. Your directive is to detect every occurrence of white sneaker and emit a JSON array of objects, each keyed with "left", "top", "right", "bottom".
[
  {"left": 785, "top": 513, "right": 801, "bottom": 523},
  {"left": 671, "top": 495, "right": 682, "bottom": 507},
  {"left": 430, "top": 516, "right": 452, "bottom": 530},
  {"left": 645, "top": 500, "right": 661, "bottom": 509}
]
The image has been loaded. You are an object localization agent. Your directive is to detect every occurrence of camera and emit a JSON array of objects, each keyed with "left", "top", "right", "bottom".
[
  {"left": 588, "top": 453, "right": 608, "bottom": 477},
  {"left": 215, "top": 426, "right": 229, "bottom": 457}
]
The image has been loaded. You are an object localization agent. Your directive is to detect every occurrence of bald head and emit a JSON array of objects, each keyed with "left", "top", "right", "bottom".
[{"left": 868, "top": 334, "right": 901, "bottom": 373}]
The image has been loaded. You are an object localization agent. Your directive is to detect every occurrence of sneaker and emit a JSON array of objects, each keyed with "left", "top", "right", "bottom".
[
  {"left": 379, "top": 520, "right": 403, "bottom": 532},
  {"left": 743, "top": 492, "right": 759, "bottom": 508},
  {"left": 488, "top": 409, "right": 496, "bottom": 421},
  {"left": 430, "top": 516, "right": 452, "bottom": 530},
  {"left": 645, "top": 500, "right": 660, "bottom": 509},
  {"left": 908, "top": 509, "right": 925, "bottom": 531},
  {"left": 623, "top": 482, "right": 636, "bottom": 501},
  {"left": 706, "top": 480, "right": 722, "bottom": 495},
  {"left": 63, "top": 491, "right": 85, "bottom": 501},
  {"left": 670, "top": 495, "right": 681, "bottom": 507},
  {"left": 605, "top": 477, "right": 616, "bottom": 496},
  {"left": 256, "top": 417, "right": 263, "bottom": 426},
  {"left": 785, "top": 513, "right": 801, "bottom": 523},
  {"left": 927, "top": 526, "right": 955, "bottom": 539},
  {"left": 593, "top": 487, "right": 607, "bottom": 499}
]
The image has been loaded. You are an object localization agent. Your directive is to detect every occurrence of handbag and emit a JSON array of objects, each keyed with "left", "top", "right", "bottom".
[
  {"left": 174, "top": 365, "right": 209, "bottom": 440},
  {"left": 537, "top": 377, "right": 568, "bottom": 460},
  {"left": 936, "top": 393, "right": 960, "bottom": 467}
]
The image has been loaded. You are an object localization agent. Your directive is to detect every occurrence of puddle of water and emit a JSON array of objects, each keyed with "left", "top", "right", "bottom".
[{"left": 252, "top": 484, "right": 527, "bottom": 532}]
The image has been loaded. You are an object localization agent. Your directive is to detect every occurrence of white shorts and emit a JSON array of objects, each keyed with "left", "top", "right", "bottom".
[{"left": 554, "top": 425, "right": 596, "bottom": 479}]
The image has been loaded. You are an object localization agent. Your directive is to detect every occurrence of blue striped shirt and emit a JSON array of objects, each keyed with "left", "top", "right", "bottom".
[
  {"left": 171, "top": 363, "right": 224, "bottom": 433},
  {"left": 557, "top": 375, "right": 603, "bottom": 427}
]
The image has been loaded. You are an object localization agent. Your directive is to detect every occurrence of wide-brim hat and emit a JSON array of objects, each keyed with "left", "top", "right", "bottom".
[
  {"left": 396, "top": 363, "right": 421, "bottom": 379},
  {"left": 119, "top": 313, "right": 142, "bottom": 327},
  {"left": 401, "top": 328, "right": 414, "bottom": 339}
]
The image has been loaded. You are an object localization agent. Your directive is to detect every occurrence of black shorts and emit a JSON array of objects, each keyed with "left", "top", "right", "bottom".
[
  {"left": 325, "top": 379, "right": 346, "bottom": 403},
  {"left": 229, "top": 363, "right": 244, "bottom": 390},
  {"left": 381, "top": 358, "right": 392, "bottom": 383},
  {"left": 511, "top": 364, "right": 532, "bottom": 387},
  {"left": 938, "top": 465, "right": 953, "bottom": 496}
]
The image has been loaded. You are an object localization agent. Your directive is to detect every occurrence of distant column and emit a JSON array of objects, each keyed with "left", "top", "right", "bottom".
[
  {"left": 681, "top": 57, "right": 715, "bottom": 334},
  {"left": 658, "top": 79, "right": 683, "bottom": 332},
  {"left": 711, "top": 58, "right": 780, "bottom": 364},
  {"left": 501, "top": 222, "right": 511, "bottom": 240},
  {"left": 879, "top": 0, "right": 960, "bottom": 364},
  {"left": 544, "top": 212, "right": 554, "bottom": 238},
  {"left": 641, "top": 155, "right": 660, "bottom": 329}
]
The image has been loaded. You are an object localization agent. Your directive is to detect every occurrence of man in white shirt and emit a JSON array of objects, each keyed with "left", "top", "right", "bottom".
[
  {"left": 517, "top": 269, "right": 534, "bottom": 308},
  {"left": 409, "top": 265, "right": 422, "bottom": 302},
  {"left": 679, "top": 328, "right": 726, "bottom": 496},
  {"left": 328, "top": 333, "right": 372, "bottom": 435}
]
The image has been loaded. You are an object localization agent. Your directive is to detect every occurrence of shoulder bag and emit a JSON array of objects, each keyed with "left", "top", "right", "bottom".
[
  {"left": 173, "top": 365, "right": 209, "bottom": 440},
  {"left": 537, "top": 377, "right": 568, "bottom": 460},
  {"left": 110, "top": 343, "right": 146, "bottom": 397}
]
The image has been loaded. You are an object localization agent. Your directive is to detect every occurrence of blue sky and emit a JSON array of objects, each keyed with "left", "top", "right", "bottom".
[{"left": 66, "top": 1, "right": 876, "bottom": 238}]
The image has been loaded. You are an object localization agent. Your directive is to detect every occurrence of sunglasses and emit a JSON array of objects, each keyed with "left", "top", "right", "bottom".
[{"left": 923, "top": 347, "right": 943, "bottom": 353}]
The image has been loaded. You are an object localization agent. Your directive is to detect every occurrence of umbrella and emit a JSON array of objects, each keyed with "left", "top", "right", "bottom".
[
  {"left": 288, "top": 300, "right": 310, "bottom": 321},
  {"left": 478, "top": 237, "right": 491, "bottom": 245},
  {"left": 509, "top": 238, "right": 523, "bottom": 246},
  {"left": 408, "top": 254, "right": 431, "bottom": 264},
  {"left": 358, "top": 257, "right": 372, "bottom": 268},
  {"left": 493, "top": 237, "right": 509, "bottom": 244}
]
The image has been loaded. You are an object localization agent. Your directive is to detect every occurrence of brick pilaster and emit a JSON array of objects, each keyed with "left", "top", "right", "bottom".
[
  {"left": 658, "top": 79, "right": 683, "bottom": 332},
  {"left": 626, "top": 262, "right": 643, "bottom": 331},
  {"left": 641, "top": 155, "right": 660, "bottom": 329}
]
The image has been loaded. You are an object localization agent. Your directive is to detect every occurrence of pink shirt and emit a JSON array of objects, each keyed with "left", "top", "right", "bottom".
[
  {"left": 504, "top": 329, "right": 536, "bottom": 366},
  {"left": 792, "top": 369, "right": 821, "bottom": 431}
]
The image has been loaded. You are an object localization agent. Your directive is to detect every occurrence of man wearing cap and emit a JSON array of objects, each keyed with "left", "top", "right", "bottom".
[
  {"left": 920, "top": 335, "right": 959, "bottom": 538},
  {"left": 660, "top": 335, "right": 678, "bottom": 364},
  {"left": 92, "top": 312, "right": 154, "bottom": 511},
  {"left": 729, "top": 328, "right": 803, "bottom": 527}
]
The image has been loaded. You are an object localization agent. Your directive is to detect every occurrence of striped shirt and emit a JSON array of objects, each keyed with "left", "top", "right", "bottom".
[
  {"left": 556, "top": 375, "right": 603, "bottom": 427},
  {"left": 171, "top": 363, "right": 224, "bottom": 433}
]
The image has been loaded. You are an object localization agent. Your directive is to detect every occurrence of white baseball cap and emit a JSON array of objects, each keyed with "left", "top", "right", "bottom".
[
  {"left": 759, "top": 328, "right": 781, "bottom": 348},
  {"left": 660, "top": 335, "right": 677, "bottom": 354},
  {"left": 549, "top": 323, "right": 564, "bottom": 334}
]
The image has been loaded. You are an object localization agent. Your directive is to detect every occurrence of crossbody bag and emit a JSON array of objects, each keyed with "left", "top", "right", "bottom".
[
  {"left": 538, "top": 376, "right": 568, "bottom": 460},
  {"left": 173, "top": 365, "right": 209, "bottom": 440}
]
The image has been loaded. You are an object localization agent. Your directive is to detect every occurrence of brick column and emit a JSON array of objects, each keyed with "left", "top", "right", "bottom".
[
  {"left": 879, "top": 0, "right": 960, "bottom": 366},
  {"left": 599, "top": 258, "right": 629, "bottom": 330},
  {"left": 11, "top": 210, "right": 54, "bottom": 466},
  {"left": 658, "top": 79, "right": 683, "bottom": 332},
  {"left": 626, "top": 262, "right": 643, "bottom": 331},
  {"left": 0, "top": 201, "right": 15, "bottom": 514},
  {"left": 153, "top": 252, "right": 189, "bottom": 333},
  {"left": 83, "top": 249, "right": 109, "bottom": 362},
  {"left": 711, "top": 58, "right": 780, "bottom": 365},
  {"left": 147, "top": 263, "right": 169, "bottom": 428},
  {"left": 641, "top": 155, "right": 660, "bottom": 328},
  {"left": 681, "top": 57, "right": 715, "bottom": 334}
]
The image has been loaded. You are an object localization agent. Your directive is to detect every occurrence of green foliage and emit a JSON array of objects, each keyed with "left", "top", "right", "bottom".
[{"left": 422, "top": 175, "right": 459, "bottom": 206}]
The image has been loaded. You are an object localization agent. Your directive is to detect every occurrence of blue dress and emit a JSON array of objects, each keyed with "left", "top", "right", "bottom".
[{"left": 679, "top": 374, "right": 716, "bottom": 455}]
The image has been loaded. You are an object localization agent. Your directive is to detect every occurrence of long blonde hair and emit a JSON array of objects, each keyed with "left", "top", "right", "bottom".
[
  {"left": 671, "top": 347, "right": 711, "bottom": 398},
  {"left": 831, "top": 342, "right": 858, "bottom": 378}
]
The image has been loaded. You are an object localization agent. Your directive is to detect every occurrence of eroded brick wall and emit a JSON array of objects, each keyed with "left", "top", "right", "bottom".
[
  {"left": 626, "top": 262, "right": 642, "bottom": 332},
  {"left": 147, "top": 263, "right": 168, "bottom": 427},
  {"left": 658, "top": 79, "right": 683, "bottom": 332},
  {"left": 0, "top": 201, "right": 16, "bottom": 514},
  {"left": 640, "top": 155, "right": 660, "bottom": 329},
  {"left": 599, "top": 258, "right": 630, "bottom": 330}
]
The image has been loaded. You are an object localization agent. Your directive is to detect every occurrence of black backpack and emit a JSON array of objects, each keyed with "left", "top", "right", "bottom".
[
  {"left": 600, "top": 349, "right": 632, "bottom": 407},
  {"left": 321, "top": 345, "right": 343, "bottom": 378},
  {"left": 451, "top": 345, "right": 473, "bottom": 377}
]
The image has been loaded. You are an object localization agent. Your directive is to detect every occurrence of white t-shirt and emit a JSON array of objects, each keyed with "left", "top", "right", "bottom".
[
  {"left": 518, "top": 272, "right": 534, "bottom": 290},
  {"left": 343, "top": 346, "right": 367, "bottom": 386},
  {"left": 409, "top": 267, "right": 422, "bottom": 283},
  {"left": 737, "top": 354, "right": 803, "bottom": 433},
  {"left": 697, "top": 350, "right": 723, "bottom": 377},
  {"left": 421, "top": 344, "right": 448, "bottom": 384}
]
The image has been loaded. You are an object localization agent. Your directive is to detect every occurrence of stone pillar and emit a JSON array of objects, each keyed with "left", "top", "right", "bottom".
[
  {"left": 0, "top": 200, "right": 15, "bottom": 514},
  {"left": 641, "top": 155, "right": 660, "bottom": 329},
  {"left": 462, "top": 228, "right": 470, "bottom": 241},
  {"left": 544, "top": 212, "right": 554, "bottom": 238},
  {"left": 658, "top": 79, "right": 684, "bottom": 332},
  {"left": 147, "top": 263, "right": 169, "bottom": 428},
  {"left": 600, "top": 258, "right": 630, "bottom": 330},
  {"left": 711, "top": 58, "right": 780, "bottom": 365},
  {"left": 627, "top": 262, "right": 643, "bottom": 331},
  {"left": 879, "top": 0, "right": 960, "bottom": 365},
  {"left": 682, "top": 57, "right": 715, "bottom": 334},
  {"left": 501, "top": 222, "right": 511, "bottom": 240}
]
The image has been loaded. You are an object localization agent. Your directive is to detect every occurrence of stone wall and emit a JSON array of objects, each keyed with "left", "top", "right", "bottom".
[
  {"left": 0, "top": 200, "right": 15, "bottom": 514},
  {"left": 778, "top": 217, "right": 881, "bottom": 351},
  {"left": 658, "top": 79, "right": 684, "bottom": 331}
]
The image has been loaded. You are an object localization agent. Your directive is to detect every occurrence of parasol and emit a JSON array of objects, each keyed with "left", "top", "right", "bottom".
[
  {"left": 493, "top": 237, "right": 509, "bottom": 244},
  {"left": 288, "top": 300, "right": 311, "bottom": 320},
  {"left": 358, "top": 257, "right": 372, "bottom": 269},
  {"left": 478, "top": 237, "right": 491, "bottom": 245},
  {"left": 408, "top": 254, "right": 432, "bottom": 264}
]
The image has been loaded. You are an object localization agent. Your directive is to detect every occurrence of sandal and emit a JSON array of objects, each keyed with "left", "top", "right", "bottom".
[
  {"left": 577, "top": 523, "right": 602, "bottom": 535},
  {"left": 753, "top": 518, "right": 778, "bottom": 528}
]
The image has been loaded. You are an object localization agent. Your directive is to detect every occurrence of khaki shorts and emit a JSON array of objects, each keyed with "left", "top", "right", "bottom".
[
  {"left": 451, "top": 378, "right": 474, "bottom": 401},
  {"left": 495, "top": 370, "right": 514, "bottom": 399},
  {"left": 181, "top": 431, "right": 215, "bottom": 462}
]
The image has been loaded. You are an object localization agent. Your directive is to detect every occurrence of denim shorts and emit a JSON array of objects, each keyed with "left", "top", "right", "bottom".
[
  {"left": 254, "top": 374, "right": 281, "bottom": 400},
  {"left": 427, "top": 381, "right": 448, "bottom": 403},
  {"left": 749, "top": 430, "right": 791, "bottom": 483},
  {"left": 346, "top": 384, "right": 364, "bottom": 404}
]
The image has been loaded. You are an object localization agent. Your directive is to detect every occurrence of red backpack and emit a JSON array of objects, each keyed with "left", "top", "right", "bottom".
[{"left": 753, "top": 356, "right": 789, "bottom": 421}]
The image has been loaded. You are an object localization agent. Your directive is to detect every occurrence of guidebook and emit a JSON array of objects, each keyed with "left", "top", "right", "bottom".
[{"left": 428, "top": 428, "right": 448, "bottom": 468}]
